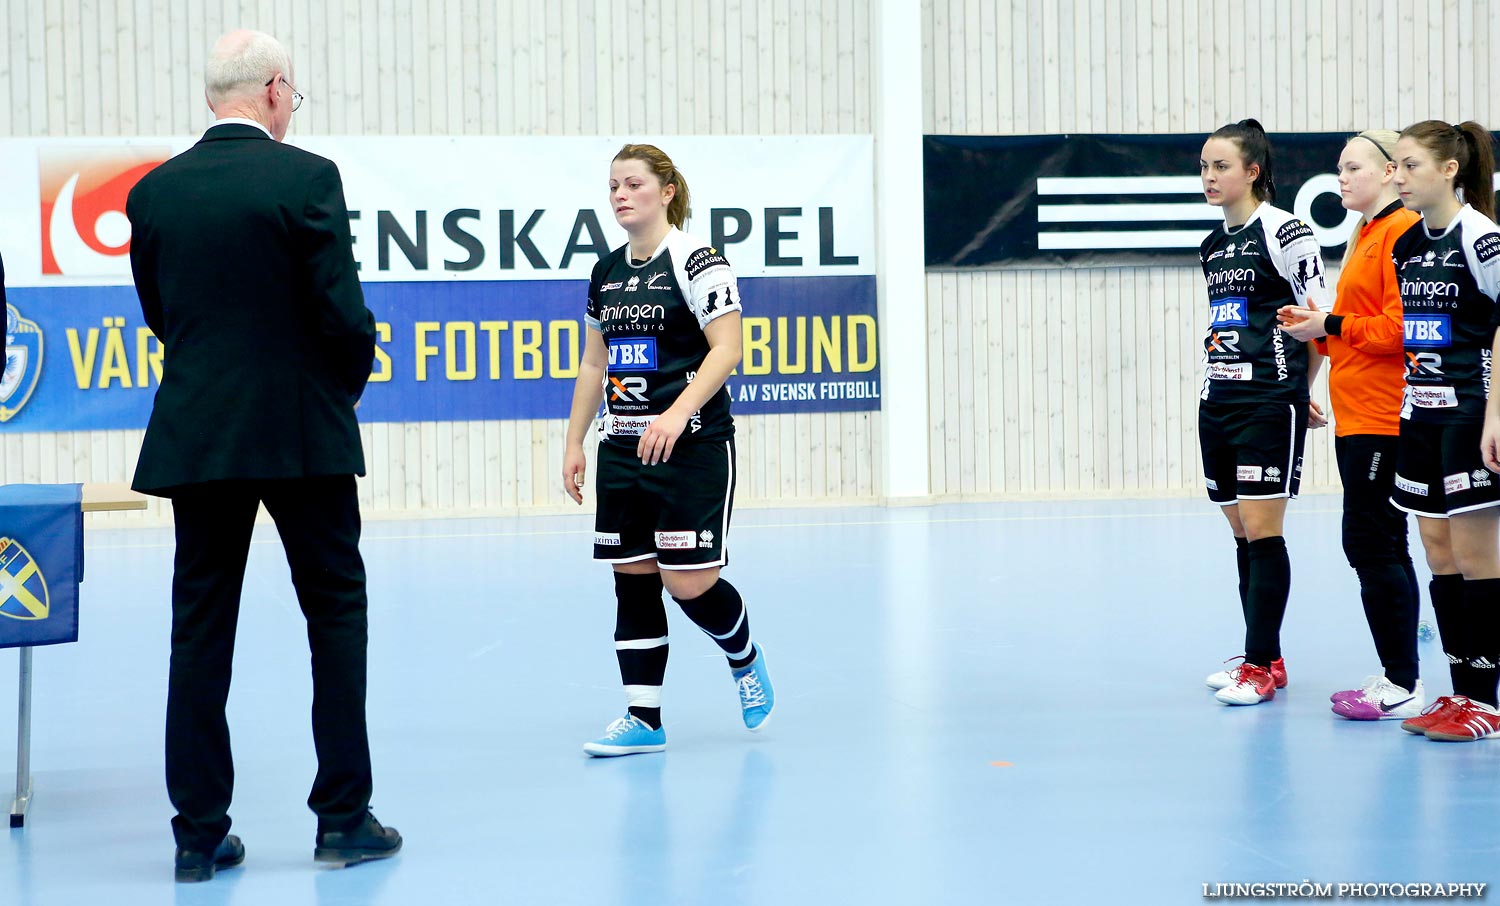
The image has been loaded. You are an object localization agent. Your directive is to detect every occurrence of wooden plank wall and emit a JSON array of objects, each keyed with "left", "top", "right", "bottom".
[
  {"left": 0, "top": 0, "right": 877, "bottom": 523},
  {"left": 922, "top": 0, "right": 1500, "bottom": 498}
]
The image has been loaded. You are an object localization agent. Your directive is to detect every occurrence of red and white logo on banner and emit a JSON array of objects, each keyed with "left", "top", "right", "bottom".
[{"left": 37, "top": 146, "right": 170, "bottom": 276}]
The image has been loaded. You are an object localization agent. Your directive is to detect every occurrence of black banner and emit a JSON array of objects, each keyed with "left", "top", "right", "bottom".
[{"left": 925, "top": 133, "right": 1369, "bottom": 269}]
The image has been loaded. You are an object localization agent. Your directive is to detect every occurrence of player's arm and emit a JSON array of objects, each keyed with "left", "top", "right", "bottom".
[{"left": 562, "top": 327, "right": 608, "bottom": 504}]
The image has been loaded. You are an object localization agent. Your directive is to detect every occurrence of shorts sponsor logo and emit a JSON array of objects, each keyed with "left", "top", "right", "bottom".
[
  {"left": 1408, "top": 385, "right": 1457, "bottom": 408},
  {"left": 1395, "top": 474, "right": 1428, "bottom": 497},
  {"left": 594, "top": 532, "right": 621, "bottom": 547},
  {"left": 1404, "top": 314, "right": 1451, "bottom": 347},
  {"left": 607, "top": 337, "right": 658, "bottom": 371},
  {"left": 1472, "top": 469, "right": 1494, "bottom": 488},
  {"left": 1208, "top": 298, "right": 1249, "bottom": 328},
  {"left": 1445, "top": 472, "right": 1472, "bottom": 494},
  {"left": 1264, "top": 466, "right": 1282, "bottom": 482},
  {"left": 1206, "top": 362, "right": 1251, "bottom": 381},
  {"left": 698, "top": 530, "right": 715, "bottom": 548},
  {"left": 1237, "top": 465, "right": 1263, "bottom": 482},
  {"left": 1204, "top": 478, "right": 1219, "bottom": 491},
  {"left": 655, "top": 530, "right": 696, "bottom": 550}
]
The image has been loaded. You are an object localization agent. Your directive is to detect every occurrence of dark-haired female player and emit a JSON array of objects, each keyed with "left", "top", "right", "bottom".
[
  {"left": 562, "top": 144, "right": 774, "bottom": 756},
  {"left": 1384, "top": 121, "right": 1500, "bottom": 742},
  {"left": 1197, "top": 119, "right": 1329, "bottom": 706}
]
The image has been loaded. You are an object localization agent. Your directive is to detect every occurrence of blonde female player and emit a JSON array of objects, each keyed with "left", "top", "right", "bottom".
[
  {"left": 561, "top": 144, "right": 774, "bottom": 756},
  {"left": 1278, "top": 131, "right": 1425, "bottom": 720},
  {"left": 1197, "top": 119, "right": 1329, "bottom": 706}
]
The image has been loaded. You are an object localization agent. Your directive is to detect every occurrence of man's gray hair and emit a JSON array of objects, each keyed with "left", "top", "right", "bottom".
[{"left": 205, "top": 30, "right": 292, "bottom": 106}]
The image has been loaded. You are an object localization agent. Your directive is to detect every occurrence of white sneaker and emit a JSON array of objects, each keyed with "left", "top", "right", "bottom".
[
  {"left": 1331, "top": 678, "right": 1425, "bottom": 721},
  {"left": 1214, "top": 663, "right": 1277, "bottom": 706},
  {"left": 1206, "top": 654, "right": 1242, "bottom": 690}
]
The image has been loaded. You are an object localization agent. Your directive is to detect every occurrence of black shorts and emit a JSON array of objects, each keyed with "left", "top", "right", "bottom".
[
  {"left": 592, "top": 438, "right": 735, "bottom": 569},
  {"left": 1390, "top": 419, "right": 1500, "bottom": 518},
  {"left": 1199, "top": 400, "right": 1308, "bottom": 505}
]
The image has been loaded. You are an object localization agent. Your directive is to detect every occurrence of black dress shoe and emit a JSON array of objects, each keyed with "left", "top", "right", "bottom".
[
  {"left": 174, "top": 833, "right": 245, "bottom": 883},
  {"left": 314, "top": 812, "right": 402, "bottom": 866}
]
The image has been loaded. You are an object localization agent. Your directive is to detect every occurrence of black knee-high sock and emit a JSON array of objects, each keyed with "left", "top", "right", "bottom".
[
  {"left": 1235, "top": 536, "right": 1250, "bottom": 619},
  {"left": 673, "top": 578, "right": 755, "bottom": 670},
  {"left": 1462, "top": 578, "right": 1500, "bottom": 707},
  {"left": 1429, "top": 573, "right": 1467, "bottom": 697},
  {"left": 614, "top": 572, "right": 668, "bottom": 729},
  {"left": 1354, "top": 560, "right": 1420, "bottom": 692},
  {"left": 1244, "top": 536, "right": 1290, "bottom": 667}
]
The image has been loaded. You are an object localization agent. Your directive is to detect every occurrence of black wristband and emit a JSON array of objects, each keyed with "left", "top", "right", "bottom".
[{"left": 1324, "top": 314, "right": 1345, "bottom": 336}]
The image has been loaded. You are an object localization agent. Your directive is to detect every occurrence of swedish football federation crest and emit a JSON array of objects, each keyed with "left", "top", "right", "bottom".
[
  {"left": 0, "top": 537, "right": 50, "bottom": 621},
  {"left": 2, "top": 303, "right": 44, "bottom": 423}
]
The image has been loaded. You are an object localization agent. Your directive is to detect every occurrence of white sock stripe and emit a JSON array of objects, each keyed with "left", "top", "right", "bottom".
[
  {"left": 623, "top": 684, "right": 662, "bottom": 708},
  {"left": 615, "top": 636, "right": 669, "bottom": 650},
  {"left": 726, "top": 639, "right": 754, "bottom": 661},
  {"left": 702, "top": 606, "right": 746, "bottom": 641}
]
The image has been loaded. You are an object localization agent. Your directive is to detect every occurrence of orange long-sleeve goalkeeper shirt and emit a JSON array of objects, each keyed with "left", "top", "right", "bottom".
[{"left": 1321, "top": 200, "right": 1421, "bottom": 437}]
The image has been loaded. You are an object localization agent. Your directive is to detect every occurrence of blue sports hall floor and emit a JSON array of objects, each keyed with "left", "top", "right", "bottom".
[{"left": 3, "top": 496, "right": 1497, "bottom": 905}]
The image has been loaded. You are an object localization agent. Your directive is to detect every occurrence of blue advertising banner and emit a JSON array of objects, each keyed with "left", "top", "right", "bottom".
[
  {"left": 1, "top": 135, "right": 880, "bottom": 432},
  {"left": 1, "top": 275, "right": 879, "bottom": 431},
  {"left": 0, "top": 483, "right": 83, "bottom": 650}
]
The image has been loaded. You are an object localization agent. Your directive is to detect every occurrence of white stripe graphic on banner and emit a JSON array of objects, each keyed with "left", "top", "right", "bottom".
[
  {"left": 1037, "top": 203, "right": 1219, "bottom": 222},
  {"left": 1038, "top": 230, "right": 1214, "bottom": 250},
  {"left": 1036, "top": 176, "right": 1203, "bottom": 195}
]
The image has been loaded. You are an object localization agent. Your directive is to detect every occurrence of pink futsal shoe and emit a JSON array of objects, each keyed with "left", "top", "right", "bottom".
[{"left": 1331, "top": 678, "right": 1424, "bottom": 721}]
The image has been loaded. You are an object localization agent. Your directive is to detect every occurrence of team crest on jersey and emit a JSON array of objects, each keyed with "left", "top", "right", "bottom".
[
  {"left": 0, "top": 537, "right": 51, "bottom": 621},
  {"left": 1441, "top": 249, "right": 1465, "bottom": 267},
  {"left": 2, "top": 304, "right": 44, "bottom": 423}
]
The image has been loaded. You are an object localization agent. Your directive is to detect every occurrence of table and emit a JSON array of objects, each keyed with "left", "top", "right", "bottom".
[{"left": 10, "top": 482, "right": 149, "bottom": 827}]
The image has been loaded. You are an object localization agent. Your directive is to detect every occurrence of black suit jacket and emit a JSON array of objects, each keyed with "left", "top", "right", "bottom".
[{"left": 126, "top": 123, "right": 375, "bottom": 496}]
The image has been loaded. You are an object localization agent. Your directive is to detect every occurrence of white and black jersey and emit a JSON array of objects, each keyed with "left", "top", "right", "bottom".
[
  {"left": 1391, "top": 205, "right": 1500, "bottom": 424},
  {"left": 585, "top": 228, "right": 742, "bottom": 445},
  {"left": 1199, "top": 204, "right": 1331, "bottom": 404}
]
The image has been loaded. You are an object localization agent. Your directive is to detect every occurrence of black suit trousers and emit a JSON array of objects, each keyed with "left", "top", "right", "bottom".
[{"left": 166, "top": 475, "right": 372, "bottom": 852}]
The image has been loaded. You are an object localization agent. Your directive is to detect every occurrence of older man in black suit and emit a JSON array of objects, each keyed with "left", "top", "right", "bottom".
[{"left": 126, "top": 28, "right": 399, "bottom": 882}]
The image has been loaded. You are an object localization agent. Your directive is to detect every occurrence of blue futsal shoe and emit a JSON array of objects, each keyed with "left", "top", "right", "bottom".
[
  {"left": 582, "top": 714, "right": 666, "bottom": 757},
  {"left": 732, "top": 644, "right": 775, "bottom": 731}
]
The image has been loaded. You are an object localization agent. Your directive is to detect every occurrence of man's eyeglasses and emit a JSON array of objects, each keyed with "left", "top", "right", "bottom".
[{"left": 264, "top": 75, "right": 304, "bottom": 112}]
